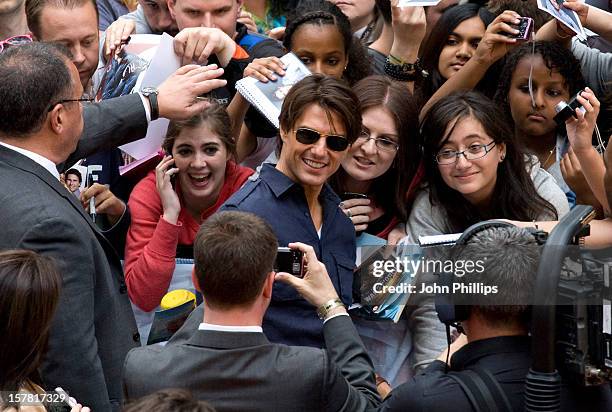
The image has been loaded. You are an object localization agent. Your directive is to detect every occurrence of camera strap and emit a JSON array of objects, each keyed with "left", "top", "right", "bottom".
[{"left": 447, "top": 366, "right": 513, "bottom": 412}]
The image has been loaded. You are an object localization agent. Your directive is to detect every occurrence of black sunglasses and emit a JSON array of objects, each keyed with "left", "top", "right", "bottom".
[{"left": 294, "top": 127, "right": 349, "bottom": 152}]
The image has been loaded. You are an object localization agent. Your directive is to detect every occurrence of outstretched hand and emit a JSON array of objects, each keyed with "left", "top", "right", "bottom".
[{"left": 157, "top": 64, "right": 226, "bottom": 120}]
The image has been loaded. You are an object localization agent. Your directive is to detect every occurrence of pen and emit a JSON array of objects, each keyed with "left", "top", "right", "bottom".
[{"left": 90, "top": 174, "right": 98, "bottom": 223}]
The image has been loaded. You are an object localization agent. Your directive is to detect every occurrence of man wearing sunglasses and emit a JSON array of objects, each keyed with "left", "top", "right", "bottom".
[
  {"left": 220, "top": 74, "right": 362, "bottom": 348},
  {"left": 0, "top": 42, "right": 225, "bottom": 412}
]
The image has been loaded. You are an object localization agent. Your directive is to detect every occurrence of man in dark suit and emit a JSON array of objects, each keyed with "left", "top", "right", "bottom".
[
  {"left": 0, "top": 42, "right": 226, "bottom": 411},
  {"left": 123, "top": 211, "right": 381, "bottom": 412}
]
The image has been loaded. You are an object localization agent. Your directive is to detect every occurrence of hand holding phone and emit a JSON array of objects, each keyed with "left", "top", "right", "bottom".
[
  {"left": 506, "top": 17, "right": 533, "bottom": 40},
  {"left": 155, "top": 154, "right": 181, "bottom": 224}
]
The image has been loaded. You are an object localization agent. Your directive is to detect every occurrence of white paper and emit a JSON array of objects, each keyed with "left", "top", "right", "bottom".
[
  {"left": 236, "top": 53, "right": 311, "bottom": 129},
  {"left": 398, "top": 0, "right": 441, "bottom": 6},
  {"left": 120, "top": 33, "right": 180, "bottom": 159},
  {"left": 536, "top": 0, "right": 587, "bottom": 40}
]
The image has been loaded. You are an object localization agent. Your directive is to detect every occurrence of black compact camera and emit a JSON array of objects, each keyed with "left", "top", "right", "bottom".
[
  {"left": 554, "top": 89, "right": 585, "bottom": 125},
  {"left": 275, "top": 247, "right": 304, "bottom": 278}
]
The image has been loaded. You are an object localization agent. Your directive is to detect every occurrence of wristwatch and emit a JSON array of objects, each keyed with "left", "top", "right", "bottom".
[{"left": 141, "top": 86, "right": 159, "bottom": 121}]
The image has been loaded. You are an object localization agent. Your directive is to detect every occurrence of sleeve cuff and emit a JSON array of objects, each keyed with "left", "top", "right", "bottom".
[
  {"left": 323, "top": 312, "right": 350, "bottom": 324},
  {"left": 137, "top": 92, "right": 152, "bottom": 123}
]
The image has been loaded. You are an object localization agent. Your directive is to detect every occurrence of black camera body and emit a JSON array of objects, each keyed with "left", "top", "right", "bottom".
[
  {"left": 555, "top": 253, "right": 612, "bottom": 386},
  {"left": 275, "top": 247, "right": 304, "bottom": 278},
  {"left": 554, "top": 89, "right": 585, "bottom": 125}
]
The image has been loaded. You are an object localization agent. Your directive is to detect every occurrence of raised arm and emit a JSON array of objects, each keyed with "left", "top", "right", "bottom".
[
  {"left": 563, "top": 88, "right": 609, "bottom": 213},
  {"left": 419, "top": 10, "right": 522, "bottom": 121}
]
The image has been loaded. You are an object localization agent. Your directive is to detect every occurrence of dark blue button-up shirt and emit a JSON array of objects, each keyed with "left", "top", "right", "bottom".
[{"left": 220, "top": 163, "right": 356, "bottom": 348}]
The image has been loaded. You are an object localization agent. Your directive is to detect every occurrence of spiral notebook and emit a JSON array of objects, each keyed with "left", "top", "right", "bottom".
[{"left": 236, "top": 53, "right": 311, "bottom": 129}]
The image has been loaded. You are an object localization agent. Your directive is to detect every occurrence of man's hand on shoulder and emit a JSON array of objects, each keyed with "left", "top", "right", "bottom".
[
  {"left": 157, "top": 64, "right": 227, "bottom": 120},
  {"left": 173, "top": 27, "right": 237, "bottom": 67}
]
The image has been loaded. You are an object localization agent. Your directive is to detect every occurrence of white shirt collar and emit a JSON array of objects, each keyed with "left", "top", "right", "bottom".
[
  {"left": 0, "top": 141, "right": 60, "bottom": 180},
  {"left": 198, "top": 322, "right": 263, "bottom": 333}
]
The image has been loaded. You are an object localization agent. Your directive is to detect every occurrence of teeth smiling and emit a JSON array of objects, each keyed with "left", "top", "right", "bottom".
[{"left": 303, "top": 159, "right": 326, "bottom": 169}]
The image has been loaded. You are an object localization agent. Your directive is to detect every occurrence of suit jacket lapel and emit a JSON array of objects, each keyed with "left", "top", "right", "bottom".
[{"left": 0, "top": 145, "right": 102, "bottom": 235}]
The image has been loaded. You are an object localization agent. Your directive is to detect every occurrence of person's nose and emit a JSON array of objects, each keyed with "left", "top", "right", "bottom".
[
  {"left": 361, "top": 137, "right": 378, "bottom": 155},
  {"left": 533, "top": 89, "right": 546, "bottom": 110},
  {"left": 191, "top": 153, "right": 207, "bottom": 169},
  {"left": 71, "top": 45, "right": 86, "bottom": 66},
  {"left": 454, "top": 152, "right": 473, "bottom": 169},
  {"left": 310, "top": 135, "right": 329, "bottom": 157},
  {"left": 313, "top": 60, "right": 324, "bottom": 75},
  {"left": 456, "top": 41, "right": 471, "bottom": 60},
  {"left": 201, "top": 13, "right": 214, "bottom": 28}
]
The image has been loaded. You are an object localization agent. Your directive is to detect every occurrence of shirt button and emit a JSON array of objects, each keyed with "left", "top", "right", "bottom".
[
  {"left": 304, "top": 212, "right": 309, "bottom": 217},
  {"left": 133, "top": 332, "right": 140, "bottom": 342},
  {"left": 119, "top": 284, "right": 127, "bottom": 294}
]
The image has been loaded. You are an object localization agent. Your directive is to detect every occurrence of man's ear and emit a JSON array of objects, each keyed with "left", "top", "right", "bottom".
[
  {"left": 279, "top": 127, "right": 289, "bottom": 143},
  {"left": 262, "top": 271, "right": 275, "bottom": 299},
  {"left": 48, "top": 105, "right": 65, "bottom": 135}
]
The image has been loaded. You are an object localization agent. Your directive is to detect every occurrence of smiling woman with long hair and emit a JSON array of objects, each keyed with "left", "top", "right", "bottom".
[
  {"left": 407, "top": 91, "right": 568, "bottom": 239},
  {"left": 124, "top": 105, "right": 254, "bottom": 313}
]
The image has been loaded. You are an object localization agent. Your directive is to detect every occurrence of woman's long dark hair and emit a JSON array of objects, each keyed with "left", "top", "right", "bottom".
[
  {"left": 330, "top": 76, "right": 420, "bottom": 222},
  {"left": 417, "top": 4, "right": 495, "bottom": 104},
  {"left": 420, "top": 91, "right": 558, "bottom": 232},
  {"left": 283, "top": 0, "right": 371, "bottom": 85},
  {"left": 0, "top": 250, "right": 61, "bottom": 393}
]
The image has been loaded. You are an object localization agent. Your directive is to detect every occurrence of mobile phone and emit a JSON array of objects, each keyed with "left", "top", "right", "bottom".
[
  {"left": 340, "top": 192, "right": 368, "bottom": 201},
  {"left": 164, "top": 150, "right": 177, "bottom": 189},
  {"left": 274, "top": 247, "right": 304, "bottom": 278},
  {"left": 508, "top": 17, "right": 533, "bottom": 40}
]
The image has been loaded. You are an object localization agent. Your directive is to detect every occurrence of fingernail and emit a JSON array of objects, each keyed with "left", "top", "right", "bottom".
[
  {"left": 339, "top": 202, "right": 344, "bottom": 208},
  {"left": 270, "top": 75, "right": 277, "bottom": 80}
]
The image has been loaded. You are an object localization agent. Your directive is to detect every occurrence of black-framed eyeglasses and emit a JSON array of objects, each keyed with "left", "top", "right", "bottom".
[
  {"left": 357, "top": 129, "right": 400, "bottom": 152},
  {"left": 0, "top": 34, "right": 32, "bottom": 53},
  {"left": 47, "top": 98, "right": 94, "bottom": 112},
  {"left": 435, "top": 141, "right": 496, "bottom": 165},
  {"left": 295, "top": 127, "right": 350, "bottom": 152}
]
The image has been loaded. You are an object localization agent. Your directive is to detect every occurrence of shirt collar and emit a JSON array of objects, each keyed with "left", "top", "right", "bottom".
[
  {"left": 260, "top": 163, "right": 341, "bottom": 205},
  {"left": 198, "top": 322, "right": 263, "bottom": 333},
  {"left": 0, "top": 141, "right": 60, "bottom": 180},
  {"left": 451, "top": 335, "right": 531, "bottom": 370}
]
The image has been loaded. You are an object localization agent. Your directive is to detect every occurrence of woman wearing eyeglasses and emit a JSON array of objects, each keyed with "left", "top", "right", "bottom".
[
  {"left": 220, "top": 74, "right": 361, "bottom": 348},
  {"left": 330, "top": 76, "right": 421, "bottom": 241},
  {"left": 407, "top": 91, "right": 569, "bottom": 240}
]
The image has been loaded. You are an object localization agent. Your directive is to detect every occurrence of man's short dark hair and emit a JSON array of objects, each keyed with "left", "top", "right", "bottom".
[
  {"left": 65, "top": 168, "right": 82, "bottom": 182},
  {"left": 454, "top": 226, "right": 540, "bottom": 327},
  {"left": 26, "top": 0, "right": 100, "bottom": 39},
  {"left": 0, "top": 42, "right": 73, "bottom": 138},
  {"left": 194, "top": 211, "right": 278, "bottom": 310}
]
